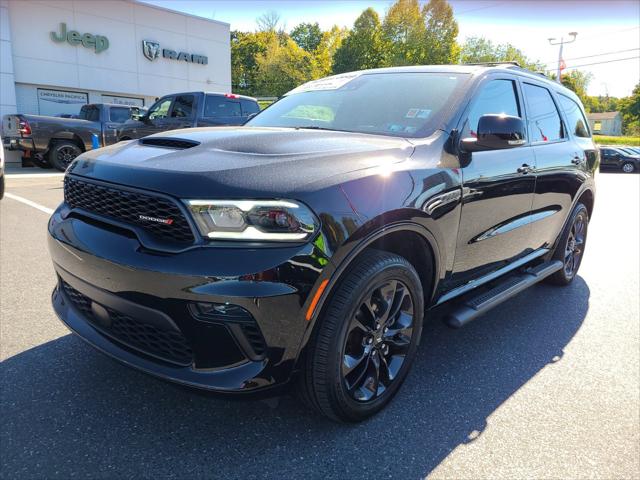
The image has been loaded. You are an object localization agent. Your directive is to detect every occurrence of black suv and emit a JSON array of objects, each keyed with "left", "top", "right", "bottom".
[
  {"left": 48, "top": 65, "right": 597, "bottom": 422},
  {"left": 599, "top": 146, "right": 639, "bottom": 173},
  {"left": 117, "top": 92, "right": 260, "bottom": 141}
]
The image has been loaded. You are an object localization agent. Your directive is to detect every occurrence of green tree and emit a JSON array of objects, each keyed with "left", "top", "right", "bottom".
[
  {"left": 382, "top": 0, "right": 425, "bottom": 66},
  {"left": 314, "top": 26, "right": 348, "bottom": 77},
  {"left": 332, "top": 8, "right": 389, "bottom": 73},
  {"left": 460, "top": 37, "right": 543, "bottom": 71},
  {"left": 420, "top": 0, "right": 459, "bottom": 64},
  {"left": 231, "top": 30, "right": 271, "bottom": 95},
  {"left": 254, "top": 37, "right": 316, "bottom": 97},
  {"left": 560, "top": 70, "right": 592, "bottom": 106},
  {"left": 619, "top": 83, "right": 640, "bottom": 135},
  {"left": 291, "top": 22, "right": 323, "bottom": 52}
]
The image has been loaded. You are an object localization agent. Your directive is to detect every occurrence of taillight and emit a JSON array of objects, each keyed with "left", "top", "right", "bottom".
[
  {"left": 18, "top": 119, "right": 31, "bottom": 136},
  {"left": 224, "top": 93, "right": 239, "bottom": 99}
]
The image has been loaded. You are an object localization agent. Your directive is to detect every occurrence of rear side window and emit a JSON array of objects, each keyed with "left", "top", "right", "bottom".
[
  {"left": 109, "top": 107, "right": 131, "bottom": 123},
  {"left": 523, "top": 83, "right": 564, "bottom": 143},
  {"left": 204, "top": 96, "right": 241, "bottom": 117},
  {"left": 171, "top": 95, "right": 194, "bottom": 118},
  {"left": 464, "top": 79, "right": 520, "bottom": 138},
  {"left": 240, "top": 100, "right": 260, "bottom": 116},
  {"left": 558, "top": 94, "right": 590, "bottom": 138},
  {"left": 79, "top": 106, "right": 100, "bottom": 122}
]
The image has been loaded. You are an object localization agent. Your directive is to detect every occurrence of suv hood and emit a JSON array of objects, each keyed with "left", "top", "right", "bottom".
[{"left": 69, "top": 127, "right": 415, "bottom": 198}]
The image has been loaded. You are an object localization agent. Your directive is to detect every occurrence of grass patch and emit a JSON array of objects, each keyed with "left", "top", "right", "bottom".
[{"left": 593, "top": 135, "right": 640, "bottom": 146}]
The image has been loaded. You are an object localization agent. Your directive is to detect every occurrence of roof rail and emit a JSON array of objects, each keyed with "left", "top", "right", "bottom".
[{"left": 463, "top": 61, "right": 521, "bottom": 67}]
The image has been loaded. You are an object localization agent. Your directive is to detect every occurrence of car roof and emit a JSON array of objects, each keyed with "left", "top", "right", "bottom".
[
  {"left": 344, "top": 64, "right": 579, "bottom": 101},
  {"left": 160, "top": 91, "right": 258, "bottom": 101}
]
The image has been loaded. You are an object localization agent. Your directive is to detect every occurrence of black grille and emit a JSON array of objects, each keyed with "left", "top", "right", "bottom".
[
  {"left": 64, "top": 176, "right": 194, "bottom": 244},
  {"left": 140, "top": 137, "right": 200, "bottom": 149},
  {"left": 61, "top": 280, "right": 193, "bottom": 366}
]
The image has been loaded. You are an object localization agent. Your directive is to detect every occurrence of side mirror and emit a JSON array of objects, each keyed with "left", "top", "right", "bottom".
[{"left": 461, "top": 114, "right": 526, "bottom": 152}]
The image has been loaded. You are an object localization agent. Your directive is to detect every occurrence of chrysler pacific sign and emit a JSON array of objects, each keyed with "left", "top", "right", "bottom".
[{"left": 142, "top": 40, "right": 208, "bottom": 65}]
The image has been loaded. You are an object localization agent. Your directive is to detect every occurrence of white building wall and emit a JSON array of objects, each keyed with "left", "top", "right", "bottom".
[{"left": 2, "top": 0, "right": 231, "bottom": 165}]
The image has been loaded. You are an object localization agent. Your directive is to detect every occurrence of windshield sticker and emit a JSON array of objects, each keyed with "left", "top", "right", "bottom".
[
  {"left": 417, "top": 109, "right": 431, "bottom": 119},
  {"left": 285, "top": 72, "right": 363, "bottom": 96},
  {"left": 405, "top": 108, "right": 419, "bottom": 118}
]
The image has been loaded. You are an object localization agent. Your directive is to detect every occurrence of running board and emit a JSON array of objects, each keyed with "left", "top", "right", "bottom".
[{"left": 445, "top": 260, "right": 563, "bottom": 328}]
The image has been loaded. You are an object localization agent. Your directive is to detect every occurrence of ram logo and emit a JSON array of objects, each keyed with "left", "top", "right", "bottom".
[{"left": 142, "top": 40, "right": 161, "bottom": 61}]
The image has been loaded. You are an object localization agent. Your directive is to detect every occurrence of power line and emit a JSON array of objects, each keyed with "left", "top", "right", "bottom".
[
  {"left": 563, "top": 55, "right": 640, "bottom": 70},
  {"left": 541, "top": 47, "right": 640, "bottom": 66},
  {"left": 455, "top": 1, "right": 507, "bottom": 15}
]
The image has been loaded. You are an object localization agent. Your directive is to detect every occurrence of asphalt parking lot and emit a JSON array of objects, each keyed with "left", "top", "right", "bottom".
[{"left": 1, "top": 169, "right": 639, "bottom": 479}]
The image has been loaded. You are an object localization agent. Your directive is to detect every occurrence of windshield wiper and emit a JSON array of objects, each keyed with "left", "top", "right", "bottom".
[{"left": 294, "top": 126, "right": 339, "bottom": 132}]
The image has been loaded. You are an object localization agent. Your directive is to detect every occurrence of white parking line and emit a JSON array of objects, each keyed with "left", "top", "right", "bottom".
[
  {"left": 5, "top": 172, "right": 65, "bottom": 178},
  {"left": 4, "top": 193, "right": 54, "bottom": 215}
]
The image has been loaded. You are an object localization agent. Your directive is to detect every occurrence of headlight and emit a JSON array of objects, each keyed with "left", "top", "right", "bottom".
[{"left": 184, "top": 199, "right": 319, "bottom": 241}]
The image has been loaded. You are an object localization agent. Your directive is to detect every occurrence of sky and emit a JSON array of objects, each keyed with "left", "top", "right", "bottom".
[{"left": 142, "top": 0, "right": 640, "bottom": 98}]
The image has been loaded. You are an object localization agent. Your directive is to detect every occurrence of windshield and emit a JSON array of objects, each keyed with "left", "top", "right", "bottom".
[{"left": 247, "top": 72, "right": 469, "bottom": 138}]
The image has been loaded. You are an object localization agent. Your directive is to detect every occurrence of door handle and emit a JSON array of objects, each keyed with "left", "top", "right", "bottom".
[
  {"left": 571, "top": 156, "right": 582, "bottom": 165},
  {"left": 517, "top": 164, "right": 532, "bottom": 174}
]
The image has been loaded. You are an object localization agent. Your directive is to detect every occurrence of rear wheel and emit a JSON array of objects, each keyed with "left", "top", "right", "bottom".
[
  {"left": 0, "top": 174, "right": 4, "bottom": 199},
  {"left": 48, "top": 141, "right": 82, "bottom": 171},
  {"left": 622, "top": 162, "right": 635, "bottom": 173},
  {"left": 298, "top": 250, "right": 424, "bottom": 422},
  {"left": 546, "top": 203, "right": 589, "bottom": 285}
]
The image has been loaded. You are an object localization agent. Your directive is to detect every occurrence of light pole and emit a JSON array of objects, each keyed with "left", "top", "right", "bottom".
[{"left": 548, "top": 32, "right": 578, "bottom": 83}]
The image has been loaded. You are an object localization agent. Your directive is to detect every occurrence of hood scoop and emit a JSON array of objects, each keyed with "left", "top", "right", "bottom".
[{"left": 139, "top": 137, "right": 200, "bottom": 149}]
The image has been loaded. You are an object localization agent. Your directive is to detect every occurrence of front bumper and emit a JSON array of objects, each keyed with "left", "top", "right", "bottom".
[
  {"left": 48, "top": 206, "right": 334, "bottom": 394},
  {"left": 3, "top": 136, "right": 36, "bottom": 152}
]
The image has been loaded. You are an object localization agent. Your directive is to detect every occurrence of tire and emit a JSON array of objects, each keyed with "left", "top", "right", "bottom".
[
  {"left": 622, "top": 162, "right": 635, "bottom": 174},
  {"left": 0, "top": 174, "right": 4, "bottom": 200},
  {"left": 48, "top": 140, "right": 82, "bottom": 171},
  {"left": 298, "top": 250, "right": 424, "bottom": 422},
  {"left": 546, "top": 203, "right": 589, "bottom": 286}
]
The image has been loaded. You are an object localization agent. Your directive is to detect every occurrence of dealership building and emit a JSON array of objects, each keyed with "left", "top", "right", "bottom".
[{"left": 1, "top": 0, "right": 231, "bottom": 164}]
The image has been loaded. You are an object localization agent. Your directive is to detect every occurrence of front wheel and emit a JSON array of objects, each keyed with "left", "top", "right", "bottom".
[
  {"left": 622, "top": 162, "right": 635, "bottom": 174},
  {"left": 298, "top": 250, "right": 424, "bottom": 422},
  {"left": 546, "top": 203, "right": 589, "bottom": 285}
]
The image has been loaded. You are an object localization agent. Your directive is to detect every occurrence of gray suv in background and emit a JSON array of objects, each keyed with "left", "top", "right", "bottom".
[{"left": 117, "top": 92, "right": 260, "bottom": 141}]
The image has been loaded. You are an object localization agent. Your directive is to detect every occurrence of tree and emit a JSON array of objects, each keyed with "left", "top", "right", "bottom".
[
  {"left": 231, "top": 30, "right": 271, "bottom": 95},
  {"left": 460, "top": 37, "right": 544, "bottom": 71},
  {"left": 619, "top": 83, "right": 640, "bottom": 135},
  {"left": 291, "top": 22, "right": 323, "bottom": 52},
  {"left": 560, "top": 70, "right": 592, "bottom": 106},
  {"left": 420, "top": 0, "right": 459, "bottom": 64},
  {"left": 332, "top": 8, "right": 389, "bottom": 74},
  {"left": 314, "top": 26, "right": 348, "bottom": 77},
  {"left": 254, "top": 37, "right": 316, "bottom": 97},
  {"left": 256, "top": 10, "right": 281, "bottom": 32},
  {"left": 382, "top": 0, "right": 425, "bottom": 66}
]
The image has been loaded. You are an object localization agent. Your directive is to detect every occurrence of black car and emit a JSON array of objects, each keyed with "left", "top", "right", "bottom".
[
  {"left": 48, "top": 65, "right": 597, "bottom": 422},
  {"left": 599, "top": 146, "right": 639, "bottom": 173},
  {"left": 117, "top": 92, "right": 260, "bottom": 141}
]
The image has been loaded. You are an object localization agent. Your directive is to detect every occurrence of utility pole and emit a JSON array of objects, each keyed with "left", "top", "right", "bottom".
[{"left": 548, "top": 32, "right": 578, "bottom": 83}]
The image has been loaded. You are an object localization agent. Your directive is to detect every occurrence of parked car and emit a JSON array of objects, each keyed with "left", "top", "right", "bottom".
[
  {"left": 599, "top": 146, "right": 639, "bottom": 173},
  {"left": 117, "top": 92, "right": 260, "bottom": 141},
  {"left": 48, "top": 64, "right": 597, "bottom": 422},
  {"left": 2, "top": 104, "right": 143, "bottom": 171}
]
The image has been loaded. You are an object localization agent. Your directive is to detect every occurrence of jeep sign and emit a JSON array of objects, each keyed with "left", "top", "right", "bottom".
[
  {"left": 142, "top": 40, "right": 208, "bottom": 65},
  {"left": 50, "top": 23, "right": 109, "bottom": 54}
]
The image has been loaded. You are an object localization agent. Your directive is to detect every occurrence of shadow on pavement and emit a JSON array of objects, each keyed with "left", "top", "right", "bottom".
[{"left": 1, "top": 278, "right": 590, "bottom": 479}]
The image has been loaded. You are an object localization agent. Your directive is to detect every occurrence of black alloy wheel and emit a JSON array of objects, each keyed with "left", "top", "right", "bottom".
[
  {"left": 622, "top": 162, "right": 635, "bottom": 174},
  {"left": 546, "top": 203, "right": 589, "bottom": 286},
  {"left": 563, "top": 212, "right": 586, "bottom": 278},
  {"left": 298, "top": 250, "right": 424, "bottom": 422},
  {"left": 49, "top": 141, "right": 82, "bottom": 171},
  {"left": 342, "top": 279, "right": 414, "bottom": 402}
]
